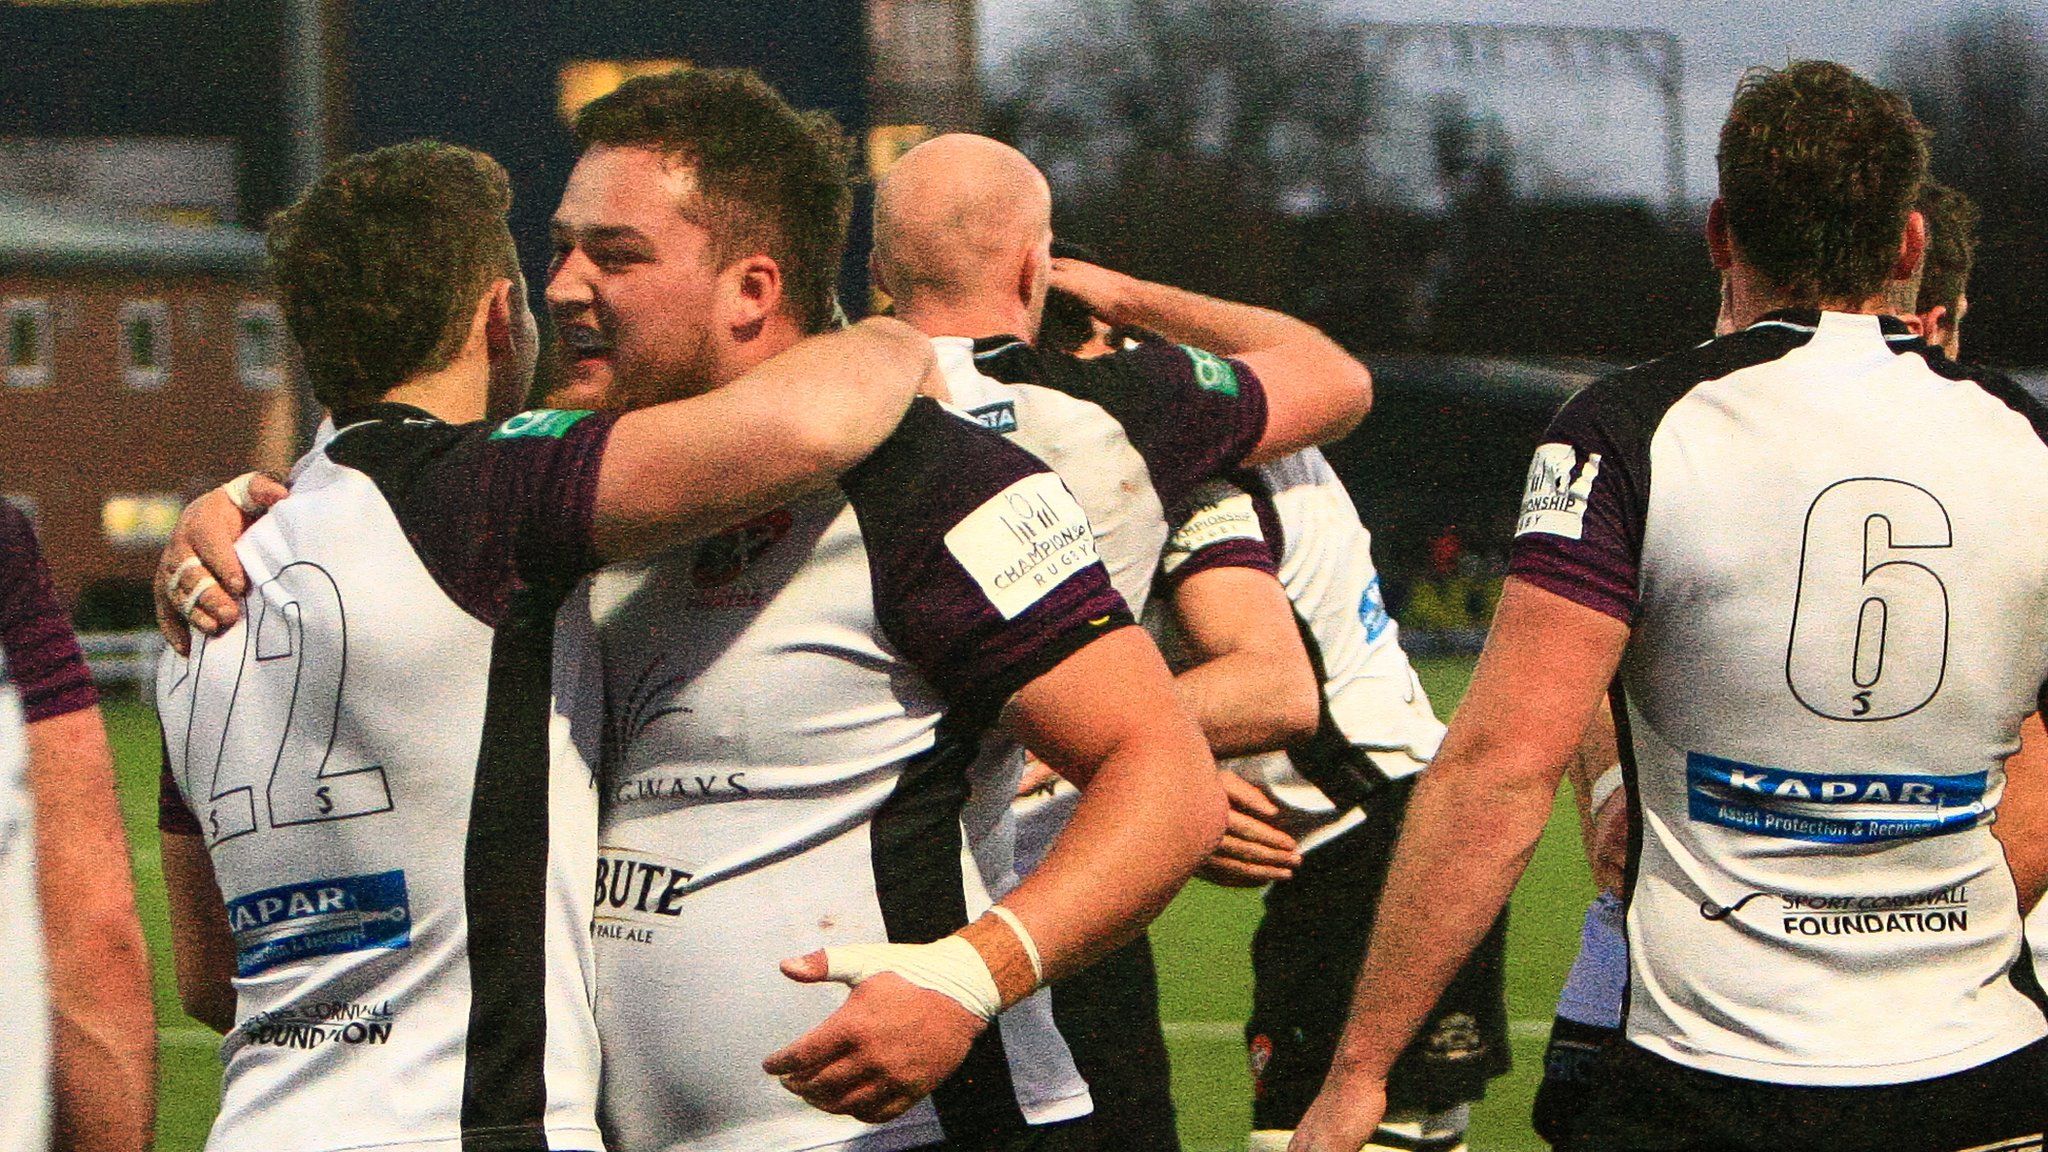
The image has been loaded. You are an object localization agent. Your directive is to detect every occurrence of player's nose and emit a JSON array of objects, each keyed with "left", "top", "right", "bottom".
[{"left": 545, "top": 249, "right": 596, "bottom": 314}]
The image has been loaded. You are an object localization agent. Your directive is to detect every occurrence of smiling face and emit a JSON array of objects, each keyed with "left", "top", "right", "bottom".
[{"left": 546, "top": 145, "right": 727, "bottom": 411}]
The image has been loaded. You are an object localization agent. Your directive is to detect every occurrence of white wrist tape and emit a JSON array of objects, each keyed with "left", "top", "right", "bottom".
[
  {"left": 221, "top": 472, "right": 266, "bottom": 515},
  {"left": 987, "top": 905, "right": 1043, "bottom": 986},
  {"left": 1590, "top": 763, "right": 1625, "bottom": 818},
  {"left": 822, "top": 937, "right": 1003, "bottom": 1022}
]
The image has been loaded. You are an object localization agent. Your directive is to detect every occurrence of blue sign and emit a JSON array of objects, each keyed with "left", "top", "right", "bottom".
[{"left": 227, "top": 870, "right": 412, "bottom": 977}]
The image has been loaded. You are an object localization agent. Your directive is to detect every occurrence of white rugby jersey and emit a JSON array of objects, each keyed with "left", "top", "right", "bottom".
[
  {"left": 1511, "top": 311, "right": 2048, "bottom": 1086},
  {"left": 575, "top": 398, "right": 1141, "bottom": 1152},
  {"left": 0, "top": 659, "right": 49, "bottom": 1152},
  {"left": 937, "top": 335, "right": 1272, "bottom": 881},
  {"left": 156, "top": 402, "right": 618, "bottom": 1152},
  {"left": 1147, "top": 449, "right": 1445, "bottom": 854}
]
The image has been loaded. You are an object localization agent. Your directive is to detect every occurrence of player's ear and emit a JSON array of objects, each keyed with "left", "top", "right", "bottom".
[
  {"left": 723, "top": 254, "right": 784, "bottom": 342},
  {"left": 1706, "top": 198, "right": 1735, "bottom": 272},
  {"left": 1890, "top": 210, "right": 1928, "bottom": 284},
  {"left": 480, "top": 278, "right": 515, "bottom": 360},
  {"left": 1918, "top": 303, "right": 1949, "bottom": 345}
]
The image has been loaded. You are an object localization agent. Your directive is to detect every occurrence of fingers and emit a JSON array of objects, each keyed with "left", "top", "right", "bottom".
[
  {"left": 1219, "top": 770, "right": 1284, "bottom": 819},
  {"left": 778, "top": 950, "right": 832, "bottom": 984},
  {"left": 1197, "top": 857, "right": 1291, "bottom": 887},
  {"left": 1224, "top": 807, "right": 1300, "bottom": 857},
  {"left": 153, "top": 583, "right": 192, "bottom": 656},
  {"left": 156, "top": 548, "right": 239, "bottom": 643},
  {"left": 188, "top": 492, "right": 254, "bottom": 598},
  {"left": 761, "top": 1019, "right": 855, "bottom": 1078},
  {"left": 245, "top": 473, "right": 291, "bottom": 511}
]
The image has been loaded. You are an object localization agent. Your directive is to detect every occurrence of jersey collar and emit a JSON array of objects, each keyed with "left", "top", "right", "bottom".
[
  {"left": 328, "top": 401, "right": 446, "bottom": 429},
  {"left": 1747, "top": 308, "right": 1927, "bottom": 351}
]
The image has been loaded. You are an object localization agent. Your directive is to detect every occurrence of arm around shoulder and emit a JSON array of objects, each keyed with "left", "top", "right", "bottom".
[{"left": 592, "top": 318, "right": 934, "bottom": 559}]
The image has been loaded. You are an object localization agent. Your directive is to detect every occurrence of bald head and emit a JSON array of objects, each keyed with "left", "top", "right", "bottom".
[{"left": 874, "top": 134, "right": 1053, "bottom": 318}]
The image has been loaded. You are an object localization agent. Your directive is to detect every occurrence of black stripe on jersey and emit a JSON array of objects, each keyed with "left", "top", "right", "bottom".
[
  {"left": 1609, "top": 678, "right": 1644, "bottom": 1033},
  {"left": 458, "top": 584, "right": 566, "bottom": 1151},
  {"left": 870, "top": 720, "right": 1033, "bottom": 1143},
  {"left": 1283, "top": 610, "right": 1388, "bottom": 813}
]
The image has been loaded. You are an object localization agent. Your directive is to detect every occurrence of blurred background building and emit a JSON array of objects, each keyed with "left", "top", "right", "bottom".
[{"left": 3, "top": 0, "right": 2044, "bottom": 648}]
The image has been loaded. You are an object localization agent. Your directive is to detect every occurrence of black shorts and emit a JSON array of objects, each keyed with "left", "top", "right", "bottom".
[
  {"left": 1046, "top": 932, "right": 1180, "bottom": 1152},
  {"left": 1556, "top": 1037, "right": 2048, "bottom": 1152},
  {"left": 1246, "top": 791, "right": 1512, "bottom": 1129},
  {"left": 1532, "top": 1017, "right": 1620, "bottom": 1147}
]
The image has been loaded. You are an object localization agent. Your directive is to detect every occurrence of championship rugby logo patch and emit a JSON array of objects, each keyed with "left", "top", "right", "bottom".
[
  {"left": 1516, "top": 443, "right": 1601, "bottom": 540},
  {"left": 945, "top": 473, "right": 1099, "bottom": 620}
]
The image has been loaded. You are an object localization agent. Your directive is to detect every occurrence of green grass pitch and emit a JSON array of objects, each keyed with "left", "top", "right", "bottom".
[{"left": 104, "top": 653, "right": 1591, "bottom": 1150}]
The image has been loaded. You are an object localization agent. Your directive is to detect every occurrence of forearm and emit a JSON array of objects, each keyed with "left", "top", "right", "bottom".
[
  {"left": 161, "top": 832, "right": 238, "bottom": 1034},
  {"left": 1996, "top": 713, "right": 2048, "bottom": 913},
  {"left": 1327, "top": 745, "right": 1558, "bottom": 1079},
  {"left": 1096, "top": 277, "right": 1323, "bottom": 360},
  {"left": 593, "top": 319, "right": 928, "bottom": 558},
  {"left": 1004, "top": 733, "right": 1225, "bottom": 982},
  {"left": 1174, "top": 649, "right": 1320, "bottom": 757},
  {"left": 27, "top": 712, "right": 155, "bottom": 1152}
]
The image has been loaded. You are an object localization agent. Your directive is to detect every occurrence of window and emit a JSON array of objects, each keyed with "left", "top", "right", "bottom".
[
  {"left": 4, "top": 298, "right": 52, "bottom": 388},
  {"left": 102, "top": 493, "right": 183, "bottom": 549},
  {"left": 118, "top": 299, "right": 170, "bottom": 389},
  {"left": 236, "top": 301, "right": 287, "bottom": 390}
]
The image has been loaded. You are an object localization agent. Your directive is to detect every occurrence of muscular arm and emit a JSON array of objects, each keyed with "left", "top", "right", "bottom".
[
  {"left": 592, "top": 317, "right": 934, "bottom": 558},
  {"left": 1293, "top": 578, "right": 1627, "bottom": 1152},
  {"left": 158, "top": 318, "right": 937, "bottom": 643},
  {"left": 998, "top": 625, "right": 1228, "bottom": 979},
  {"left": 1996, "top": 712, "right": 2048, "bottom": 914},
  {"left": 1169, "top": 566, "right": 1320, "bottom": 757},
  {"left": 1050, "top": 259, "right": 1371, "bottom": 462},
  {"left": 28, "top": 707, "right": 155, "bottom": 1152},
  {"left": 1567, "top": 703, "right": 1627, "bottom": 895}
]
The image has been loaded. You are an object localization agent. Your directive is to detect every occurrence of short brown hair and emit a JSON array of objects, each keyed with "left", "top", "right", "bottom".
[
  {"left": 268, "top": 141, "right": 518, "bottom": 412},
  {"left": 1915, "top": 181, "right": 1980, "bottom": 315},
  {"left": 573, "top": 67, "right": 854, "bottom": 334},
  {"left": 1717, "top": 61, "right": 1931, "bottom": 305}
]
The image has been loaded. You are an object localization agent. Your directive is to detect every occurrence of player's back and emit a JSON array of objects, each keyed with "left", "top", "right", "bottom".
[
  {"left": 1517, "top": 310, "right": 2048, "bottom": 1085},
  {"left": 156, "top": 407, "right": 612, "bottom": 1152},
  {"left": 0, "top": 651, "right": 49, "bottom": 1152}
]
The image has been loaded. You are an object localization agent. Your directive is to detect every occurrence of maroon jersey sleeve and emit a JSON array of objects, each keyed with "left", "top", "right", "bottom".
[
  {"left": 1156, "top": 476, "right": 1282, "bottom": 592},
  {"left": 324, "top": 405, "right": 621, "bottom": 626},
  {"left": 975, "top": 337, "right": 1270, "bottom": 511},
  {"left": 0, "top": 501, "right": 98, "bottom": 722},
  {"left": 1505, "top": 383, "right": 1648, "bottom": 624},
  {"left": 842, "top": 398, "right": 1135, "bottom": 721}
]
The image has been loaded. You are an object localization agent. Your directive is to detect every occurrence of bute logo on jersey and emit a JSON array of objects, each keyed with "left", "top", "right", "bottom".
[
  {"left": 1686, "top": 751, "right": 1989, "bottom": 844},
  {"left": 227, "top": 870, "right": 411, "bottom": 976},
  {"left": 1517, "top": 443, "right": 1602, "bottom": 540},
  {"left": 946, "top": 472, "right": 1100, "bottom": 620}
]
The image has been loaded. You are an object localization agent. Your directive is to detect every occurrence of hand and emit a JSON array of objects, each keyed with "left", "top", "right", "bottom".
[
  {"left": 764, "top": 951, "right": 986, "bottom": 1124},
  {"left": 1288, "top": 1067, "right": 1388, "bottom": 1152},
  {"left": 153, "top": 475, "right": 290, "bottom": 653},
  {"left": 1048, "top": 258, "right": 1140, "bottom": 325},
  {"left": 1198, "top": 772, "right": 1302, "bottom": 887},
  {"left": 1590, "top": 787, "right": 1630, "bottom": 896}
]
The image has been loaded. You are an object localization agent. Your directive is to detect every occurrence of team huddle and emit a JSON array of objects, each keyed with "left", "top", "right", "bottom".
[{"left": 0, "top": 50, "right": 2040, "bottom": 1152}]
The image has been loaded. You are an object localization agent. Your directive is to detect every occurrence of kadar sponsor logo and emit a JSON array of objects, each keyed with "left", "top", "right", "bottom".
[
  {"left": 1686, "top": 751, "right": 1988, "bottom": 844},
  {"left": 227, "top": 870, "right": 410, "bottom": 977}
]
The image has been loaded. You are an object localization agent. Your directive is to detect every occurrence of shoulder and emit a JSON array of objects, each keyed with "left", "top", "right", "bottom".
[
  {"left": 844, "top": 397, "right": 1054, "bottom": 512},
  {"left": 1918, "top": 355, "right": 2048, "bottom": 448},
  {"left": 1558, "top": 325, "right": 1814, "bottom": 436},
  {"left": 0, "top": 500, "right": 38, "bottom": 570}
]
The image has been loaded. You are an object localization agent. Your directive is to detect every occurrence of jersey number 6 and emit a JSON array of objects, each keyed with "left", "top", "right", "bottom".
[{"left": 1786, "top": 478, "right": 1953, "bottom": 722}]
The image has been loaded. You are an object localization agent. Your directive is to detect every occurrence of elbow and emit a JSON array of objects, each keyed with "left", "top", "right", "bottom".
[
  {"left": 177, "top": 976, "right": 234, "bottom": 1036},
  {"left": 1274, "top": 675, "right": 1324, "bottom": 747},
  {"left": 1329, "top": 355, "right": 1373, "bottom": 436}
]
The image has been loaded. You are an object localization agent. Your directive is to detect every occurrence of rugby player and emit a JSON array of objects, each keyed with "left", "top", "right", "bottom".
[
  {"left": 1151, "top": 457, "right": 1508, "bottom": 1152},
  {"left": 535, "top": 72, "right": 1256, "bottom": 1152},
  {"left": 0, "top": 501, "right": 155, "bottom": 1152},
  {"left": 1292, "top": 61, "right": 2048, "bottom": 1152},
  {"left": 0, "top": 645, "right": 37, "bottom": 1152},
  {"left": 868, "top": 134, "right": 1375, "bottom": 1151},
  {"left": 153, "top": 139, "right": 935, "bottom": 1152},
  {"left": 1528, "top": 174, "right": 1992, "bottom": 1149}
]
